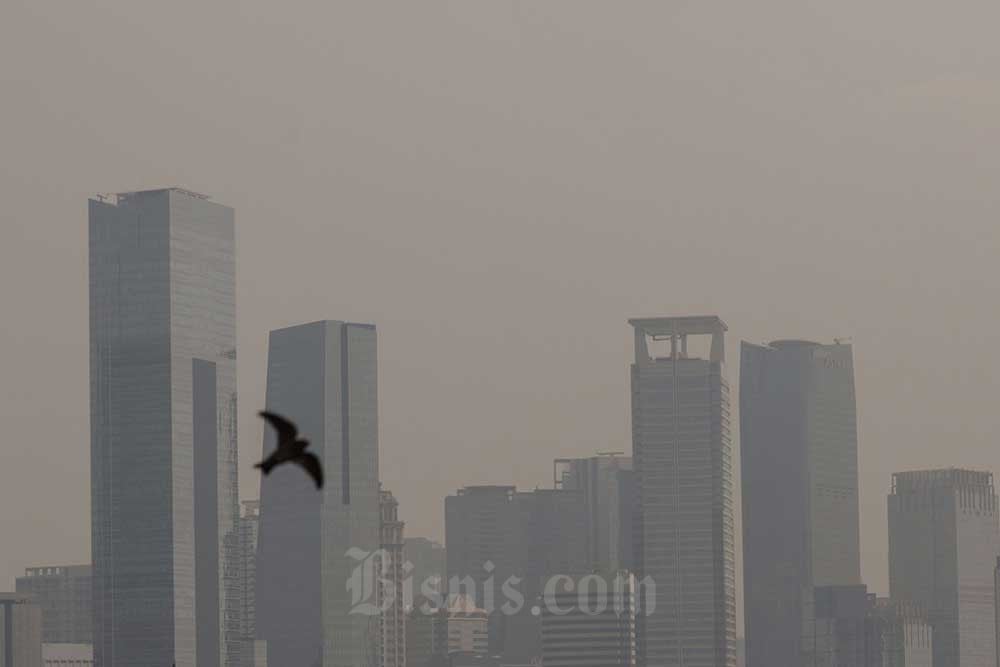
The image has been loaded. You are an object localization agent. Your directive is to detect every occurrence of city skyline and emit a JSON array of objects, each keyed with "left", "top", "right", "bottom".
[{"left": 8, "top": 3, "right": 1000, "bottom": 606}]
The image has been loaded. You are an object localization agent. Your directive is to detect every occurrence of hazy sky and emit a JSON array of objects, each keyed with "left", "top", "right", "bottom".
[{"left": 3, "top": 1, "right": 1000, "bottom": 617}]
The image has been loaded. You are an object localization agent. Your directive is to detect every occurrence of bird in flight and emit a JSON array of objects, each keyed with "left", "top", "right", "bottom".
[{"left": 256, "top": 411, "right": 324, "bottom": 489}]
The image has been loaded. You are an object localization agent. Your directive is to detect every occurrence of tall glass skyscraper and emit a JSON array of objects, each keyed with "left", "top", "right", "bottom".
[
  {"left": 629, "top": 316, "right": 736, "bottom": 667},
  {"left": 889, "top": 469, "right": 1000, "bottom": 667},
  {"left": 740, "top": 339, "right": 861, "bottom": 667},
  {"left": 255, "top": 321, "right": 380, "bottom": 667},
  {"left": 89, "top": 189, "right": 239, "bottom": 667}
]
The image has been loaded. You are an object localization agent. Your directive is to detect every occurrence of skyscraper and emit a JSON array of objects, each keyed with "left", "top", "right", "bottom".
[
  {"left": 378, "top": 488, "right": 406, "bottom": 667},
  {"left": 256, "top": 320, "right": 380, "bottom": 667},
  {"left": 629, "top": 316, "right": 737, "bottom": 667},
  {"left": 554, "top": 454, "right": 636, "bottom": 573},
  {"left": 89, "top": 189, "right": 239, "bottom": 667},
  {"left": 238, "top": 501, "right": 261, "bottom": 667},
  {"left": 888, "top": 469, "right": 1000, "bottom": 667},
  {"left": 740, "top": 339, "right": 861, "bottom": 667}
]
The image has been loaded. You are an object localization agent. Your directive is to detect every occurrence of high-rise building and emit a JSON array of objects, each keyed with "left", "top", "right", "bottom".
[
  {"left": 378, "top": 488, "right": 406, "bottom": 667},
  {"left": 445, "top": 486, "right": 518, "bottom": 611},
  {"left": 554, "top": 454, "right": 636, "bottom": 573},
  {"left": 444, "top": 484, "right": 588, "bottom": 663},
  {"left": 256, "top": 320, "right": 380, "bottom": 667},
  {"left": 629, "top": 316, "right": 737, "bottom": 667},
  {"left": 540, "top": 572, "right": 637, "bottom": 667},
  {"left": 405, "top": 538, "right": 446, "bottom": 609},
  {"left": 740, "top": 339, "right": 861, "bottom": 667},
  {"left": 406, "top": 606, "right": 436, "bottom": 667},
  {"left": 868, "top": 599, "right": 933, "bottom": 667},
  {"left": 238, "top": 501, "right": 263, "bottom": 667},
  {"left": 0, "top": 592, "right": 43, "bottom": 667},
  {"left": 89, "top": 189, "right": 239, "bottom": 667},
  {"left": 889, "top": 469, "right": 1000, "bottom": 667},
  {"left": 41, "top": 643, "right": 95, "bottom": 667},
  {"left": 15, "top": 566, "right": 91, "bottom": 645}
]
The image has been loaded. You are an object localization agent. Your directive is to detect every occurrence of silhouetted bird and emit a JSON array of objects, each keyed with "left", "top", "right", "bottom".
[{"left": 256, "top": 411, "right": 324, "bottom": 489}]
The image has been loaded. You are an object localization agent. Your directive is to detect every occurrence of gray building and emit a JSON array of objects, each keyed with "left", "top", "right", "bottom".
[
  {"left": 740, "top": 339, "right": 861, "bottom": 667},
  {"left": 378, "top": 488, "right": 406, "bottom": 667},
  {"left": 540, "top": 572, "right": 636, "bottom": 667},
  {"left": 256, "top": 320, "right": 380, "bottom": 667},
  {"left": 444, "top": 485, "right": 588, "bottom": 663},
  {"left": 15, "top": 566, "right": 91, "bottom": 645},
  {"left": 238, "top": 501, "right": 262, "bottom": 667},
  {"left": 554, "top": 454, "right": 636, "bottom": 573},
  {"left": 1, "top": 592, "right": 43, "bottom": 667},
  {"left": 889, "top": 469, "right": 1000, "bottom": 667},
  {"left": 404, "top": 538, "right": 446, "bottom": 609},
  {"left": 89, "top": 189, "right": 239, "bottom": 667},
  {"left": 629, "top": 316, "right": 737, "bottom": 667}
]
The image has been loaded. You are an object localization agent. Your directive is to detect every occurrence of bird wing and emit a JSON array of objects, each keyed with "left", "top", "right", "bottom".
[
  {"left": 294, "top": 452, "right": 324, "bottom": 489},
  {"left": 259, "top": 410, "right": 299, "bottom": 442}
]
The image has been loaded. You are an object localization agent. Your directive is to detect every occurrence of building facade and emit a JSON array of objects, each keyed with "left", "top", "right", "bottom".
[
  {"left": 89, "top": 189, "right": 239, "bottom": 667},
  {"left": 0, "top": 592, "right": 43, "bottom": 667},
  {"left": 256, "top": 320, "right": 380, "bottom": 667},
  {"left": 378, "top": 488, "right": 406, "bottom": 667},
  {"left": 554, "top": 454, "right": 636, "bottom": 573},
  {"left": 404, "top": 539, "right": 446, "bottom": 609},
  {"left": 540, "top": 572, "right": 636, "bottom": 667},
  {"left": 889, "top": 469, "right": 1000, "bottom": 667},
  {"left": 41, "top": 643, "right": 94, "bottom": 667},
  {"left": 629, "top": 316, "right": 737, "bottom": 667},
  {"left": 238, "top": 501, "right": 262, "bottom": 667},
  {"left": 740, "top": 339, "right": 861, "bottom": 667},
  {"left": 15, "top": 566, "right": 91, "bottom": 645}
]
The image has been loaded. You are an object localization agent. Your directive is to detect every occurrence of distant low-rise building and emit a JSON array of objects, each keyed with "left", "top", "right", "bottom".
[{"left": 41, "top": 643, "right": 94, "bottom": 667}]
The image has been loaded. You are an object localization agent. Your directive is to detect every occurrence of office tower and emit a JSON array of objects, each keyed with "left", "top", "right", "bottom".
[
  {"left": 540, "top": 572, "right": 637, "bottom": 667},
  {"left": 445, "top": 486, "right": 518, "bottom": 610},
  {"left": 238, "top": 501, "right": 262, "bottom": 667},
  {"left": 256, "top": 320, "right": 380, "bottom": 667},
  {"left": 404, "top": 538, "right": 446, "bottom": 608},
  {"left": 378, "top": 488, "right": 406, "bottom": 667},
  {"left": 889, "top": 469, "right": 1000, "bottom": 667},
  {"left": 15, "top": 566, "right": 91, "bottom": 644},
  {"left": 0, "top": 592, "right": 43, "bottom": 667},
  {"left": 801, "top": 585, "right": 874, "bottom": 667},
  {"left": 629, "top": 316, "right": 737, "bottom": 667},
  {"left": 445, "top": 484, "right": 589, "bottom": 663},
  {"left": 89, "top": 189, "right": 238, "bottom": 667},
  {"left": 406, "top": 607, "right": 436, "bottom": 667},
  {"left": 554, "top": 454, "right": 636, "bottom": 573},
  {"left": 740, "top": 339, "right": 861, "bottom": 667}
]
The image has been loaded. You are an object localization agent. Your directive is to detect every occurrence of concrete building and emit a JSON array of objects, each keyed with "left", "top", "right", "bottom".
[
  {"left": 740, "top": 339, "right": 861, "bottom": 667},
  {"left": 436, "top": 596, "right": 489, "bottom": 656},
  {"left": 378, "top": 488, "right": 406, "bottom": 667},
  {"left": 256, "top": 320, "right": 381, "bottom": 667},
  {"left": 539, "top": 572, "right": 636, "bottom": 667},
  {"left": 889, "top": 469, "right": 1000, "bottom": 667},
  {"left": 629, "top": 316, "right": 737, "bottom": 667},
  {"left": 405, "top": 539, "right": 446, "bottom": 609},
  {"left": 238, "top": 501, "right": 263, "bottom": 667},
  {"left": 554, "top": 454, "right": 636, "bottom": 573},
  {"left": 445, "top": 484, "right": 588, "bottom": 663},
  {"left": 41, "top": 643, "right": 94, "bottom": 667},
  {"left": 407, "top": 606, "right": 436, "bottom": 667},
  {"left": 867, "top": 599, "right": 933, "bottom": 667},
  {"left": 15, "top": 566, "right": 91, "bottom": 645},
  {"left": 89, "top": 189, "right": 239, "bottom": 667},
  {"left": 0, "top": 592, "right": 43, "bottom": 667}
]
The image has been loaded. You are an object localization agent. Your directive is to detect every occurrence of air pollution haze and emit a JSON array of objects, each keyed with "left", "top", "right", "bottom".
[{"left": 3, "top": 1, "right": 1000, "bottom": 628}]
